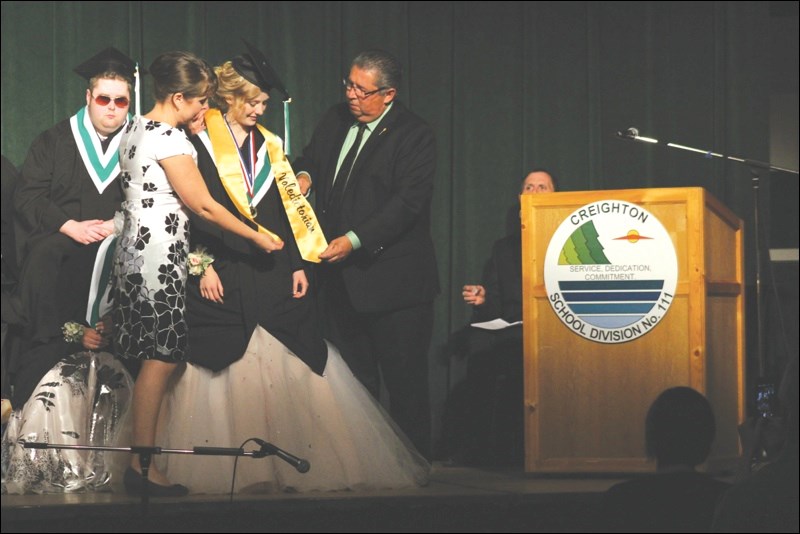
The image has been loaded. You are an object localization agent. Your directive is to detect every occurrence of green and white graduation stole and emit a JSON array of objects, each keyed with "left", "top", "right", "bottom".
[
  {"left": 69, "top": 106, "right": 127, "bottom": 194},
  {"left": 86, "top": 234, "right": 117, "bottom": 325}
]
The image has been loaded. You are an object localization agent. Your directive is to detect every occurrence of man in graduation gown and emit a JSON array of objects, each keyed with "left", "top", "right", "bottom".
[{"left": 7, "top": 47, "right": 136, "bottom": 407}]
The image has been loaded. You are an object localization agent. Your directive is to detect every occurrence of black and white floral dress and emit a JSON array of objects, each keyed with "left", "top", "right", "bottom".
[{"left": 112, "top": 116, "right": 193, "bottom": 362}]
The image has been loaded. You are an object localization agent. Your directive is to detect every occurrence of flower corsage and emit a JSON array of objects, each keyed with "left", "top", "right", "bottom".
[
  {"left": 62, "top": 321, "right": 85, "bottom": 344},
  {"left": 188, "top": 247, "right": 214, "bottom": 277}
]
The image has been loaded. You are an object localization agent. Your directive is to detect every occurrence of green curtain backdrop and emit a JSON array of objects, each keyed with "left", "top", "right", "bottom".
[{"left": 1, "top": 1, "right": 772, "bottom": 444}]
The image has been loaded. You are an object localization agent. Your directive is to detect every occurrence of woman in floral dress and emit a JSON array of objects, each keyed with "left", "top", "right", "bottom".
[{"left": 113, "top": 51, "right": 281, "bottom": 496}]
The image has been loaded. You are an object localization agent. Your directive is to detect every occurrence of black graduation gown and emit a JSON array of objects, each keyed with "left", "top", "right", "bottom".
[
  {"left": 8, "top": 119, "right": 124, "bottom": 403},
  {"left": 11, "top": 119, "right": 123, "bottom": 343},
  {"left": 15, "top": 119, "right": 123, "bottom": 261},
  {"left": 185, "top": 131, "right": 327, "bottom": 374}
]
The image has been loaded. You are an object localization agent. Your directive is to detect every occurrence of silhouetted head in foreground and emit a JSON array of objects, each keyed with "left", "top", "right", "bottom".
[{"left": 645, "top": 386, "right": 715, "bottom": 470}]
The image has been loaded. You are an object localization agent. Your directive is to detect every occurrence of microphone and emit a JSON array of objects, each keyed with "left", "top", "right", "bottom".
[
  {"left": 616, "top": 127, "right": 639, "bottom": 139},
  {"left": 253, "top": 439, "right": 311, "bottom": 473}
]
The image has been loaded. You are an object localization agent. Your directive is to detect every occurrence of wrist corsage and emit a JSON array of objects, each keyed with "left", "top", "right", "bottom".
[
  {"left": 188, "top": 247, "right": 214, "bottom": 277},
  {"left": 62, "top": 321, "right": 84, "bottom": 344}
]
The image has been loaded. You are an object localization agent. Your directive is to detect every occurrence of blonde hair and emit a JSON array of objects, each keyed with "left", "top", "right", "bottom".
[{"left": 213, "top": 61, "right": 262, "bottom": 116}]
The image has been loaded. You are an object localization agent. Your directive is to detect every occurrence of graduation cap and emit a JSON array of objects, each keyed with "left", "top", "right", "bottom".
[
  {"left": 231, "top": 39, "right": 294, "bottom": 154},
  {"left": 231, "top": 39, "right": 289, "bottom": 100},
  {"left": 73, "top": 47, "right": 138, "bottom": 83}
]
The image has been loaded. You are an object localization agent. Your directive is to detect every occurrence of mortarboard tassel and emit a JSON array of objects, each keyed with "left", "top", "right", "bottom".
[
  {"left": 134, "top": 62, "right": 141, "bottom": 117},
  {"left": 283, "top": 98, "right": 291, "bottom": 156}
]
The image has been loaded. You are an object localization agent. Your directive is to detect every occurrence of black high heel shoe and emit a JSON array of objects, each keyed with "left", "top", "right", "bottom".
[{"left": 123, "top": 467, "right": 189, "bottom": 497}]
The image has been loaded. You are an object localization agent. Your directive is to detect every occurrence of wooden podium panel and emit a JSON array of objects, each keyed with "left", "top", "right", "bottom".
[{"left": 521, "top": 187, "right": 744, "bottom": 473}]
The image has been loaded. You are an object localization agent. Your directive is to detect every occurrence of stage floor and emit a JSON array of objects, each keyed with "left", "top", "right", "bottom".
[{"left": 2, "top": 463, "right": 627, "bottom": 532}]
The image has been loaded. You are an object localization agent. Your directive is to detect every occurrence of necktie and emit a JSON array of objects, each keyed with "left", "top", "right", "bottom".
[{"left": 327, "top": 122, "right": 368, "bottom": 213}]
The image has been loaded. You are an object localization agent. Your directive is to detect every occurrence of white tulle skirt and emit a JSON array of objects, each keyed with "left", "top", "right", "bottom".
[{"left": 158, "top": 327, "right": 429, "bottom": 494}]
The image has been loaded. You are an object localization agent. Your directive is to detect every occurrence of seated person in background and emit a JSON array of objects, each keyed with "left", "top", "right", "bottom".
[
  {"left": 439, "top": 170, "right": 555, "bottom": 466},
  {"left": 4, "top": 49, "right": 135, "bottom": 413},
  {"left": 2, "top": 235, "right": 134, "bottom": 494},
  {"left": 463, "top": 170, "right": 556, "bottom": 320},
  {"left": 7, "top": 48, "right": 133, "bottom": 347},
  {"left": 594, "top": 386, "right": 732, "bottom": 532}
]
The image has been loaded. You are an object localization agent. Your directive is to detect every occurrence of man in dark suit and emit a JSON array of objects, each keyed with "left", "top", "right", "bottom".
[{"left": 293, "top": 50, "right": 439, "bottom": 456}]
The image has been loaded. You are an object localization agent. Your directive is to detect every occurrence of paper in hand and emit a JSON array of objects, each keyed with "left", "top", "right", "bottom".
[{"left": 470, "top": 318, "right": 522, "bottom": 330}]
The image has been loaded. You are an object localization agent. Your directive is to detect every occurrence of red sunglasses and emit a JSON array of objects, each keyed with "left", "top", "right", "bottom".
[{"left": 93, "top": 94, "right": 130, "bottom": 108}]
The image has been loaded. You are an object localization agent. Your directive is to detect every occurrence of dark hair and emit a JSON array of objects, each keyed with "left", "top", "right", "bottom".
[
  {"left": 148, "top": 51, "right": 217, "bottom": 102},
  {"left": 645, "top": 386, "right": 716, "bottom": 468},
  {"left": 523, "top": 167, "right": 558, "bottom": 191},
  {"left": 351, "top": 49, "right": 402, "bottom": 90}
]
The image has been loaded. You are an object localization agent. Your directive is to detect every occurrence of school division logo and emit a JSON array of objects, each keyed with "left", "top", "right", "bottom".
[{"left": 544, "top": 200, "right": 678, "bottom": 343}]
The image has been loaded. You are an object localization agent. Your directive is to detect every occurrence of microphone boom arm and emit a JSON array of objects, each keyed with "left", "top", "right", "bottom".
[{"left": 615, "top": 127, "right": 799, "bottom": 175}]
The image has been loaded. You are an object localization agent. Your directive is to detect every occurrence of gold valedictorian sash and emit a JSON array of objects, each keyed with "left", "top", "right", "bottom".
[{"left": 205, "top": 109, "right": 327, "bottom": 262}]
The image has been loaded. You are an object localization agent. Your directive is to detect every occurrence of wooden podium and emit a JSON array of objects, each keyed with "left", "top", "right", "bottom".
[{"left": 521, "top": 187, "right": 745, "bottom": 473}]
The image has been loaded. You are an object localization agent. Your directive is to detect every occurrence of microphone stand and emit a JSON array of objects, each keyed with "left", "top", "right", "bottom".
[
  {"left": 23, "top": 440, "right": 310, "bottom": 514},
  {"left": 615, "top": 128, "right": 799, "bottom": 384}
]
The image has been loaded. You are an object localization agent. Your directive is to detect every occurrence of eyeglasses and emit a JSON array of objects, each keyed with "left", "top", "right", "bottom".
[
  {"left": 93, "top": 94, "right": 130, "bottom": 108},
  {"left": 342, "top": 79, "right": 385, "bottom": 100}
]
